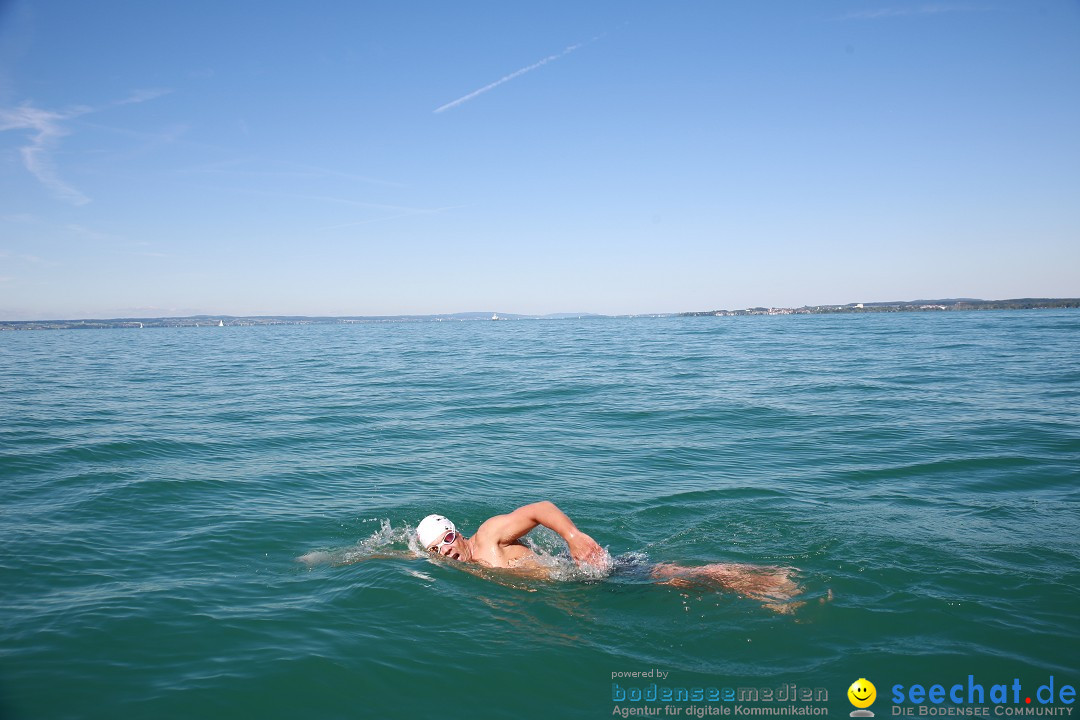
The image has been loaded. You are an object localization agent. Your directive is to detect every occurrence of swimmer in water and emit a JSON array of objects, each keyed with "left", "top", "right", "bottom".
[{"left": 416, "top": 502, "right": 804, "bottom": 612}]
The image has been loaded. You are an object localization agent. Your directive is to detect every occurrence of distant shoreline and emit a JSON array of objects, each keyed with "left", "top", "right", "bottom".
[
  {"left": 1, "top": 298, "right": 1077, "bottom": 331},
  {"left": 679, "top": 297, "right": 1080, "bottom": 317}
]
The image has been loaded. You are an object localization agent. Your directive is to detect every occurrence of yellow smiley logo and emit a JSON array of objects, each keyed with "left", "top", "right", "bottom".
[{"left": 848, "top": 678, "right": 877, "bottom": 709}]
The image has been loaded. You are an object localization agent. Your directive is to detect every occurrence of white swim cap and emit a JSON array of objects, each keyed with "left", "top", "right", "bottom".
[{"left": 416, "top": 514, "right": 456, "bottom": 549}]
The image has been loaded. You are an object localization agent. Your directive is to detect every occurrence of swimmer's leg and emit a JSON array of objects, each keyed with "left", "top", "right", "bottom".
[{"left": 650, "top": 562, "right": 804, "bottom": 614}]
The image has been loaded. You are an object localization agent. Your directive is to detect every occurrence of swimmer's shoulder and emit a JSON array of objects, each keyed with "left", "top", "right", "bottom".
[{"left": 473, "top": 512, "right": 514, "bottom": 546}]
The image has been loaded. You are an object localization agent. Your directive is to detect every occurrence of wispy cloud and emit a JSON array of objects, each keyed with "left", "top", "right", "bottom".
[
  {"left": 298, "top": 194, "right": 438, "bottom": 213},
  {"left": 177, "top": 157, "right": 404, "bottom": 188},
  {"left": 131, "top": 250, "right": 177, "bottom": 259},
  {"left": 320, "top": 204, "right": 466, "bottom": 231},
  {"left": 837, "top": 4, "right": 980, "bottom": 20},
  {"left": 1, "top": 212, "right": 124, "bottom": 255},
  {"left": 1, "top": 213, "right": 37, "bottom": 224},
  {"left": 0, "top": 248, "right": 44, "bottom": 267},
  {"left": 434, "top": 38, "right": 598, "bottom": 114},
  {"left": 64, "top": 223, "right": 118, "bottom": 242},
  {"left": 109, "top": 304, "right": 205, "bottom": 316},
  {"left": 114, "top": 88, "right": 172, "bottom": 106},
  {"left": 0, "top": 104, "right": 91, "bottom": 205},
  {"left": 0, "top": 88, "right": 171, "bottom": 205},
  {"left": 77, "top": 119, "right": 189, "bottom": 145}
]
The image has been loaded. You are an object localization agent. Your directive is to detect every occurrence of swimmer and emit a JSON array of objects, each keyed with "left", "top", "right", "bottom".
[
  {"left": 417, "top": 501, "right": 605, "bottom": 569},
  {"left": 417, "top": 502, "right": 804, "bottom": 612}
]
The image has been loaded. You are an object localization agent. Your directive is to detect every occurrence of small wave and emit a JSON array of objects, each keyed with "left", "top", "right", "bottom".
[
  {"left": 526, "top": 547, "right": 615, "bottom": 582},
  {"left": 347, "top": 519, "right": 421, "bottom": 561},
  {"left": 298, "top": 519, "right": 421, "bottom": 566},
  {"left": 515, "top": 527, "right": 616, "bottom": 581}
]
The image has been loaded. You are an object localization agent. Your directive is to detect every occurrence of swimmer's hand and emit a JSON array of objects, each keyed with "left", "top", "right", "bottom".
[{"left": 567, "top": 531, "right": 604, "bottom": 567}]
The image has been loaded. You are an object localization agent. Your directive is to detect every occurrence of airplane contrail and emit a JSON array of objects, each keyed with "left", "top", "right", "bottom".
[{"left": 434, "top": 42, "right": 586, "bottom": 114}]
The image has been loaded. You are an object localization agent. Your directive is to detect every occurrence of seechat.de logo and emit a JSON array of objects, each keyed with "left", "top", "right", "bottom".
[{"left": 849, "top": 678, "right": 877, "bottom": 717}]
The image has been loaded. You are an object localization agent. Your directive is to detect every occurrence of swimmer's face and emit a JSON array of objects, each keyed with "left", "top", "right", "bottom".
[
  {"left": 428, "top": 530, "right": 471, "bottom": 562},
  {"left": 847, "top": 679, "right": 876, "bottom": 709}
]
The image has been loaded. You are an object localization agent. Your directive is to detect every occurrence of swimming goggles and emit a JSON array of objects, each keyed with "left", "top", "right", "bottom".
[{"left": 428, "top": 530, "right": 458, "bottom": 552}]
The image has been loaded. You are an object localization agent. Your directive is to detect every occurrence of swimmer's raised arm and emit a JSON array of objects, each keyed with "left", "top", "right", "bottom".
[{"left": 476, "top": 501, "right": 604, "bottom": 566}]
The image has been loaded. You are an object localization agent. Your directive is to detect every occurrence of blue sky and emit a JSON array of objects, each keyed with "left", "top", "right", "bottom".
[{"left": 1, "top": 1, "right": 1078, "bottom": 320}]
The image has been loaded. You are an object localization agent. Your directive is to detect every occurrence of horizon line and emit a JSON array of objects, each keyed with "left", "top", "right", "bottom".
[{"left": 3, "top": 297, "right": 1079, "bottom": 325}]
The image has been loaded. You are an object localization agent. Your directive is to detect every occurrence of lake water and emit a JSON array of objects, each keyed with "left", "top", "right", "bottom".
[{"left": 2, "top": 311, "right": 1078, "bottom": 719}]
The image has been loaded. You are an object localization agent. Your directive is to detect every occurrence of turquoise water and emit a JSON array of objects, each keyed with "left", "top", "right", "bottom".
[{"left": 2, "top": 311, "right": 1078, "bottom": 719}]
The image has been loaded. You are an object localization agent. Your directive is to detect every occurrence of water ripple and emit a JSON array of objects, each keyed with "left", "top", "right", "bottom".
[{"left": 1, "top": 312, "right": 1078, "bottom": 718}]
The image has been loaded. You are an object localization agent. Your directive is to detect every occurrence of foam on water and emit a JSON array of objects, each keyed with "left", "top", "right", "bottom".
[{"left": 297, "top": 518, "right": 420, "bottom": 566}]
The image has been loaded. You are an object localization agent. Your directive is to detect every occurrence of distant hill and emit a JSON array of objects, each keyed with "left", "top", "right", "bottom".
[
  {"left": 0, "top": 311, "right": 606, "bottom": 330},
  {"left": 2, "top": 299, "right": 1077, "bottom": 330},
  {"left": 680, "top": 298, "right": 1080, "bottom": 317}
]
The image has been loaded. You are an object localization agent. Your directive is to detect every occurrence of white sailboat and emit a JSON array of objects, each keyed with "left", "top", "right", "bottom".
[
  {"left": 491, "top": 313, "right": 499, "bottom": 321},
  {"left": 218, "top": 320, "right": 224, "bottom": 327}
]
